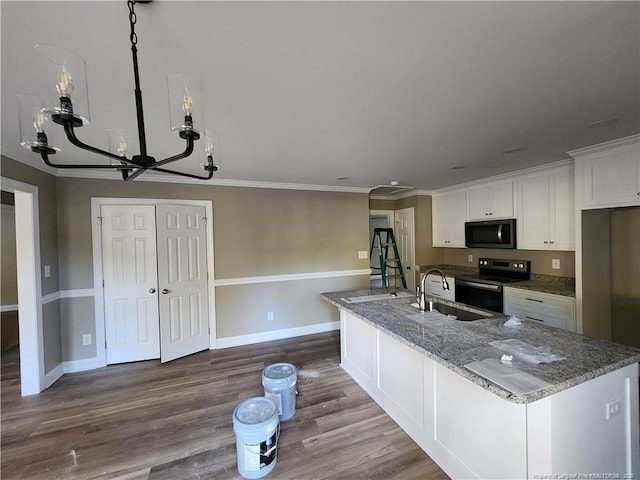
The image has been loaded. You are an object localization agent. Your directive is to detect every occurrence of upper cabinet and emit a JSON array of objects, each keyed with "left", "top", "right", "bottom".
[
  {"left": 467, "top": 181, "right": 514, "bottom": 220},
  {"left": 569, "top": 135, "right": 640, "bottom": 209},
  {"left": 432, "top": 189, "right": 467, "bottom": 247},
  {"left": 515, "top": 165, "right": 575, "bottom": 251}
]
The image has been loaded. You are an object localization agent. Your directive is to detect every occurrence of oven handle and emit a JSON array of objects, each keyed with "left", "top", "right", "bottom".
[
  {"left": 455, "top": 279, "right": 502, "bottom": 291},
  {"left": 497, "top": 224, "right": 503, "bottom": 243}
]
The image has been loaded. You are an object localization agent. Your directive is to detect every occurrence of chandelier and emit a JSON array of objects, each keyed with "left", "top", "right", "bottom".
[{"left": 17, "top": 0, "right": 220, "bottom": 181}]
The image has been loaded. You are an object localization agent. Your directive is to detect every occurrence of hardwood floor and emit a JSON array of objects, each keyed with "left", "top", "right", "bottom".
[{"left": 1, "top": 332, "right": 450, "bottom": 479}]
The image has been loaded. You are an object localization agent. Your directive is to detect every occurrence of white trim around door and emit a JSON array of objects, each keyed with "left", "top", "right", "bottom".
[
  {"left": 1, "top": 177, "right": 44, "bottom": 396},
  {"left": 91, "top": 197, "right": 216, "bottom": 367}
]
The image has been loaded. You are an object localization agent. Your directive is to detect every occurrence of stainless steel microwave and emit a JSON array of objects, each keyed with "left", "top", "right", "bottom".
[{"left": 465, "top": 219, "right": 516, "bottom": 249}]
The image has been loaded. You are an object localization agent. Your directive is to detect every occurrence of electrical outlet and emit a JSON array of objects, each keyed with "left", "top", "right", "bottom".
[
  {"left": 358, "top": 250, "right": 368, "bottom": 259},
  {"left": 267, "top": 312, "right": 274, "bottom": 321},
  {"left": 82, "top": 334, "right": 92, "bottom": 346},
  {"left": 552, "top": 259, "right": 560, "bottom": 270},
  {"left": 467, "top": 254, "right": 473, "bottom": 263},
  {"left": 44, "top": 265, "right": 51, "bottom": 278},
  {"left": 605, "top": 398, "right": 621, "bottom": 420}
]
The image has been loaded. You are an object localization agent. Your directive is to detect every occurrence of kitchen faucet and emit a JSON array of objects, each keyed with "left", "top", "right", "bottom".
[{"left": 416, "top": 269, "right": 450, "bottom": 312}]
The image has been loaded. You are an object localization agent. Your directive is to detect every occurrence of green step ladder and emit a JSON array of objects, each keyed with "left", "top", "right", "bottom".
[{"left": 370, "top": 227, "right": 407, "bottom": 289}]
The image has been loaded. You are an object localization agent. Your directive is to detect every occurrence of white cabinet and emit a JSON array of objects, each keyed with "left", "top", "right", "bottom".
[
  {"left": 515, "top": 165, "right": 574, "bottom": 250},
  {"left": 504, "top": 287, "right": 576, "bottom": 331},
  {"left": 432, "top": 189, "right": 467, "bottom": 247},
  {"left": 340, "top": 310, "right": 375, "bottom": 386},
  {"left": 571, "top": 136, "right": 640, "bottom": 209},
  {"left": 467, "top": 181, "right": 514, "bottom": 220},
  {"left": 420, "top": 273, "right": 455, "bottom": 301},
  {"left": 337, "top": 305, "right": 638, "bottom": 479}
]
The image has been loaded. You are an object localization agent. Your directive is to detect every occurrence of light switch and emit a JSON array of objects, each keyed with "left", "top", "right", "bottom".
[{"left": 44, "top": 265, "right": 51, "bottom": 278}]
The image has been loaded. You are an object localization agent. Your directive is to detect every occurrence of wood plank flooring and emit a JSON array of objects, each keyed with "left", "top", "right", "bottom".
[{"left": 1, "top": 332, "right": 450, "bottom": 479}]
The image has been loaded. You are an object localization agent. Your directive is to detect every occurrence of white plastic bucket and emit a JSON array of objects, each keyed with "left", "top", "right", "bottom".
[
  {"left": 233, "top": 397, "right": 279, "bottom": 479},
  {"left": 262, "top": 363, "right": 297, "bottom": 421}
]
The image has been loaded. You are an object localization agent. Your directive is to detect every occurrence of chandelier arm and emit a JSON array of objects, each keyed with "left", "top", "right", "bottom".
[
  {"left": 122, "top": 167, "right": 148, "bottom": 182},
  {"left": 63, "top": 123, "right": 144, "bottom": 167},
  {"left": 40, "top": 150, "right": 132, "bottom": 170},
  {"left": 152, "top": 166, "right": 215, "bottom": 180},
  {"left": 151, "top": 136, "right": 195, "bottom": 168}
]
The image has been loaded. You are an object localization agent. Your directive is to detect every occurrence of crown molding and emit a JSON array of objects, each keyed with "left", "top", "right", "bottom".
[{"left": 567, "top": 133, "right": 639, "bottom": 159}]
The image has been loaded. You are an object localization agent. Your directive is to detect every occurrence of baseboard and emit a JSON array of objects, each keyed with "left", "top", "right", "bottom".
[
  {"left": 215, "top": 321, "right": 340, "bottom": 349},
  {"left": 63, "top": 357, "right": 101, "bottom": 374},
  {"left": 44, "top": 363, "right": 64, "bottom": 388},
  {"left": 43, "top": 324, "right": 339, "bottom": 383}
]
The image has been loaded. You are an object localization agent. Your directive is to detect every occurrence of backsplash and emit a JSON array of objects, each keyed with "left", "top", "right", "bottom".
[{"left": 442, "top": 248, "right": 575, "bottom": 277}]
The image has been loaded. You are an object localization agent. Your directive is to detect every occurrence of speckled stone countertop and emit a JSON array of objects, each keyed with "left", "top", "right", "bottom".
[
  {"left": 419, "top": 264, "right": 576, "bottom": 297},
  {"left": 321, "top": 288, "right": 640, "bottom": 404}
]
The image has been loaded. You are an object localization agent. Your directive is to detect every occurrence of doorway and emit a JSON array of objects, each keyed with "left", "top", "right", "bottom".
[
  {"left": 369, "top": 210, "right": 394, "bottom": 288},
  {"left": 92, "top": 198, "right": 216, "bottom": 367}
]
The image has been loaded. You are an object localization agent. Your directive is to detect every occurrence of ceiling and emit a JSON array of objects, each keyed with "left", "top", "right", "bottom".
[{"left": 2, "top": 1, "right": 639, "bottom": 192}]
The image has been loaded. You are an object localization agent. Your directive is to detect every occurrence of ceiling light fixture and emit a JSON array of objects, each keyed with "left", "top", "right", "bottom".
[
  {"left": 17, "top": 0, "right": 220, "bottom": 181},
  {"left": 587, "top": 118, "right": 619, "bottom": 129}
]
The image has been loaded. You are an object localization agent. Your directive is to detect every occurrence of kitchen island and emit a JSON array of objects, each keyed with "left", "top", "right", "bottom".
[{"left": 321, "top": 289, "right": 640, "bottom": 479}]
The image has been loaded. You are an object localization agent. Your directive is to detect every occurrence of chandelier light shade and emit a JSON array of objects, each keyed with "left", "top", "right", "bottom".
[
  {"left": 107, "top": 128, "right": 137, "bottom": 165},
  {"left": 17, "top": 93, "right": 60, "bottom": 153},
  {"left": 168, "top": 74, "right": 205, "bottom": 138},
  {"left": 202, "top": 130, "right": 222, "bottom": 171},
  {"left": 17, "top": 0, "right": 219, "bottom": 181},
  {"left": 35, "top": 44, "right": 91, "bottom": 126}
]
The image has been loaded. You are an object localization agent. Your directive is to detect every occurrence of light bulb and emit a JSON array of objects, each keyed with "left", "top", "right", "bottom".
[
  {"left": 33, "top": 112, "right": 47, "bottom": 133},
  {"left": 56, "top": 65, "right": 75, "bottom": 98},
  {"left": 117, "top": 140, "right": 128, "bottom": 157},
  {"left": 205, "top": 139, "right": 214, "bottom": 157},
  {"left": 181, "top": 87, "right": 193, "bottom": 116}
]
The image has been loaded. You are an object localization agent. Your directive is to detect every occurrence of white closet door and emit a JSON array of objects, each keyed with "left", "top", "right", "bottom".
[
  {"left": 102, "top": 205, "right": 160, "bottom": 364},
  {"left": 156, "top": 204, "right": 210, "bottom": 362}
]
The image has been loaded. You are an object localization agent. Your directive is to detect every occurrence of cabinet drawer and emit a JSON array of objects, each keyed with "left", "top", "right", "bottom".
[
  {"left": 505, "top": 306, "right": 567, "bottom": 330},
  {"left": 503, "top": 288, "right": 575, "bottom": 330}
]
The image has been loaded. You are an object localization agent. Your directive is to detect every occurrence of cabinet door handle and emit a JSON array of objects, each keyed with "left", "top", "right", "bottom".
[
  {"left": 525, "top": 297, "right": 544, "bottom": 303},
  {"left": 149, "top": 288, "right": 156, "bottom": 294},
  {"left": 162, "top": 289, "right": 169, "bottom": 294},
  {"left": 549, "top": 241, "right": 554, "bottom": 244},
  {"left": 526, "top": 316, "right": 545, "bottom": 323}
]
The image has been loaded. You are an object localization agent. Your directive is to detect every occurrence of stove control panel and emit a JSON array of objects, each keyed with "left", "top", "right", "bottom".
[{"left": 478, "top": 258, "right": 531, "bottom": 278}]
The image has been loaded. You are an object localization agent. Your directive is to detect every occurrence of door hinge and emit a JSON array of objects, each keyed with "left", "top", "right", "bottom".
[
  {"left": 97, "top": 216, "right": 104, "bottom": 226},
  {"left": 202, "top": 216, "right": 208, "bottom": 224},
  {"left": 102, "top": 279, "right": 105, "bottom": 288}
]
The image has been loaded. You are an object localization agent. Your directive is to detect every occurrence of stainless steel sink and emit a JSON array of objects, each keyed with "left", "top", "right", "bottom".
[
  {"left": 423, "top": 301, "right": 486, "bottom": 321},
  {"left": 410, "top": 299, "right": 493, "bottom": 321}
]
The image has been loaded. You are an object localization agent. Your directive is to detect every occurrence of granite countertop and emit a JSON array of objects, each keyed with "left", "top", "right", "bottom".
[
  {"left": 418, "top": 264, "right": 576, "bottom": 297},
  {"left": 321, "top": 288, "right": 640, "bottom": 404}
]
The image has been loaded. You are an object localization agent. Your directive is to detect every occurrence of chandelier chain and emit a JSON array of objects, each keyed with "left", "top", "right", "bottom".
[{"left": 128, "top": 1, "right": 138, "bottom": 46}]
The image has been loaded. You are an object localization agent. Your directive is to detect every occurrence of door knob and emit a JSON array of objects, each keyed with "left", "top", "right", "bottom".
[
  {"left": 149, "top": 288, "right": 156, "bottom": 294},
  {"left": 161, "top": 289, "right": 169, "bottom": 294}
]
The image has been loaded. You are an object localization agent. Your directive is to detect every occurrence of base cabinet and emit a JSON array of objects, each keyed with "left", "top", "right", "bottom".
[
  {"left": 504, "top": 287, "right": 576, "bottom": 331},
  {"left": 340, "top": 309, "right": 639, "bottom": 479}
]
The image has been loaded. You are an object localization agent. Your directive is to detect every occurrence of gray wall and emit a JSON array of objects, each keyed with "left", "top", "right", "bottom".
[
  {"left": 54, "top": 175, "right": 371, "bottom": 356},
  {"left": 3, "top": 155, "right": 371, "bottom": 365}
]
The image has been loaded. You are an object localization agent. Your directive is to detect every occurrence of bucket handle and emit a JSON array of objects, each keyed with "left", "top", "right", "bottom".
[{"left": 238, "top": 423, "right": 280, "bottom": 457}]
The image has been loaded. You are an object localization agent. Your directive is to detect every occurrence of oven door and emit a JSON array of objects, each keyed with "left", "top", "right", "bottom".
[{"left": 455, "top": 279, "right": 503, "bottom": 313}]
